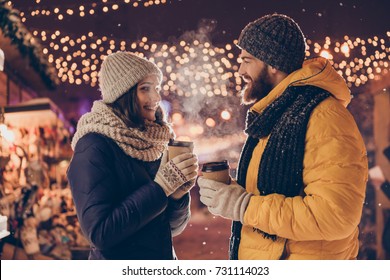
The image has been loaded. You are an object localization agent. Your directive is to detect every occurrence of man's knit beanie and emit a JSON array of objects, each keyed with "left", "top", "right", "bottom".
[
  {"left": 237, "top": 14, "right": 306, "bottom": 74},
  {"left": 98, "top": 51, "right": 162, "bottom": 103}
]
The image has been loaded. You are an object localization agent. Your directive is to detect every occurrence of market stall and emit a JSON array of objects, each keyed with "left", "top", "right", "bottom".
[{"left": 0, "top": 98, "right": 89, "bottom": 260}]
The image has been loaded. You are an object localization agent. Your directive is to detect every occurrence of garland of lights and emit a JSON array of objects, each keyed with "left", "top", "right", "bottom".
[
  {"left": 29, "top": 27, "right": 390, "bottom": 94},
  {"left": 3, "top": 0, "right": 390, "bottom": 95},
  {"left": 9, "top": 0, "right": 170, "bottom": 23},
  {"left": 0, "top": 0, "right": 58, "bottom": 89}
]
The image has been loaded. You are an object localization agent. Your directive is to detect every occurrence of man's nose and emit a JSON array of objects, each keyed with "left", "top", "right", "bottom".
[{"left": 238, "top": 64, "right": 245, "bottom": 76}]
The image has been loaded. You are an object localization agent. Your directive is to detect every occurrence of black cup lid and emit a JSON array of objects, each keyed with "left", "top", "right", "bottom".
[
  {"left": 201, "top": 160, "right": 229, "bottom": 172},
  {"left": 168, "top": 139, "right": 193, "bottom": 147}
]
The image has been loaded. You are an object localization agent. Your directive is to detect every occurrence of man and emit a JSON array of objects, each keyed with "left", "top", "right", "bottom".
[{"left": 198, "top": 14, "right": 368, "bottom": 260}]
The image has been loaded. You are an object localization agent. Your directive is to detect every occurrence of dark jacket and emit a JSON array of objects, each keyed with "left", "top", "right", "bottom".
[{"left": 67, "top": 133, "right": 190, "bottom": 260}]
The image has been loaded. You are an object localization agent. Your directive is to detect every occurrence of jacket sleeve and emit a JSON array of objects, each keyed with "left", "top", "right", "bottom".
[
  {"left": 243, "top": 101, "right": 368, "bottom": 241},
  {"left": 67, "top": 138, "right": 168, "bottom": 251},
  {"left": 167, "top": 194, "right": 191, "bottom": 237}
]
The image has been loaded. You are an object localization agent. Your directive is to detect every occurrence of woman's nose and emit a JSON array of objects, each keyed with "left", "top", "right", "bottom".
[{"left": 151, "top": 90, "right": 161, "bottom": 102}]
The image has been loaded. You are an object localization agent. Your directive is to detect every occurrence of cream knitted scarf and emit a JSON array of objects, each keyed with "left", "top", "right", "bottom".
[{"left": 71, "top": 101, "right": 174, "bottom": 161}]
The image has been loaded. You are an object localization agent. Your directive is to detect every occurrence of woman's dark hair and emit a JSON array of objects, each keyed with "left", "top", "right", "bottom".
[{"left": 108, "top": 84, "right": 167, "bottom": 130}]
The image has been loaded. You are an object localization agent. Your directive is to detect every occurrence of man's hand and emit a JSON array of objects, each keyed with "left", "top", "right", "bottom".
[{"left": 198, "top": 177, "right": 252, "bottom": 222}]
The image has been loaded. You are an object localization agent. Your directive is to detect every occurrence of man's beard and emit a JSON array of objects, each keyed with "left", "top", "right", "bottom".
[{"left": 240, "top": 68, "right": 274, "bottom": 105}]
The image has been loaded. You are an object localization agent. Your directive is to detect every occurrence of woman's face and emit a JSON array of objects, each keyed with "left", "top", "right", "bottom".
[{"left": 136, "top": 74, "right": 162, "bottom": 122}]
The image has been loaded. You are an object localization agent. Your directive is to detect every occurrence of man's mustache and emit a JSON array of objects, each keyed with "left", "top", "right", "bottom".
[{"left": 241, "top": 75, "right": 253, "bottom": 83}]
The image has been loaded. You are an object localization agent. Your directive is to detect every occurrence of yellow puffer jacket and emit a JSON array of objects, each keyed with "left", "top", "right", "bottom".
[{"left": 238, "top": 57, "right": 368, "bottom": 260}]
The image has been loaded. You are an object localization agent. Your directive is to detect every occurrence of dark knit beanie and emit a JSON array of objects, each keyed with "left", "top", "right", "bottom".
[{"left": 237, "top": 14, "right": 306, "bottom": 74}]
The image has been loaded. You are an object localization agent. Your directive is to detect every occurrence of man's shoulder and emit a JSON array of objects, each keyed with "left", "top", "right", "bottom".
[
  {"left": 311, "top": 94, "right": 353, "bottom": 121},
  {"left": 307, "top": 94, "right": 361, "bottom": 139}
]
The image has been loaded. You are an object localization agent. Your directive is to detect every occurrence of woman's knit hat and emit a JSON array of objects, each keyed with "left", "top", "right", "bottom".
[
  {"left": 98, "top": 51, "right": 162, "bottom": 103},
  {"left": 237, "top": 14, "right": 306, "bottom": 74}
]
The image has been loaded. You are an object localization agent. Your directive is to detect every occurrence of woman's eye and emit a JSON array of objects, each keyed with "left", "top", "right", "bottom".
[{"left": 140, "top": 87, "right": 150, "bottom": 91}]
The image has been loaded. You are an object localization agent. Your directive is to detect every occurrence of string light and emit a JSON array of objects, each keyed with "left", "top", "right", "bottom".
[
  {"left": 31, "top": 29, "right": 388, "bottom": 91},
  {"left": 320, "top": 50, "right": 332, "bottom": 60},
  {"left": 205, "top": 118, "right": 216, "bottom": 127},
  {"left": 16, "top": 0, "right": 170, "bottom": 22},
  {"left": 221, "top": 110, "right": 231, "bottom": 120}
]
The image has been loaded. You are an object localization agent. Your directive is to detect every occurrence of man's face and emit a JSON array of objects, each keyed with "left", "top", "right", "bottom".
[{"left": 238, "top": 49, "right": 274, "bottom": 105}]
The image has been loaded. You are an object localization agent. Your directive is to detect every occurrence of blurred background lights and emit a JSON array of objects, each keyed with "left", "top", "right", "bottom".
[
  {"left": 205, "top": 118, "right": 216, "bottom": 127},
  {"left": 172, "top": 112, "right": 184, "bottom": 125},
  {"left": 189, "top": 124, "right": 204, "bottom": 136},
  {"left": 221, "top": 110, "right": 231, "bottom": 120},
  {"left": 320, "top": 50, "right": 332, "bottom": 59},
  {"left": 4, "top": 1, "right": 389, "bottom": 92},
  {"left": 341, "top": 43, "right": 350, "bottom": 54}
]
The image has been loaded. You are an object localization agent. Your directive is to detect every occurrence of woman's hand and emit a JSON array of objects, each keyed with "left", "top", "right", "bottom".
[{"left": 154, "top": 152, "right": 198, "bottom": 196}]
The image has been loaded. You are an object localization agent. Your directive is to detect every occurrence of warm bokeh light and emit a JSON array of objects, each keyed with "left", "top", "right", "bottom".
[
  {"left": 18, "top": 0, "right": 169, "bottom": 21},
  {"left": 189, "top": 124, "right": 204, "bottom": 136},
  {"left": 341, "top": 43, "right": 350, "bottom": 54},
  {"left": 29, "top": 30, "right": 389, "bottom": 90},
  {"left": 221, "top": 110, "right": 231, "bottom": 121},
  {"left": 320, "top": 50, "right": 331, "bottom": 59},
  {"left": 171, "top": 112, "right": 184, "bottom": 125},
  {"left": 205, "top": 118, "right": 216, "bottom": 127},
  {"left": 6, "top": 0, "right": 388, "bottom": 91}
]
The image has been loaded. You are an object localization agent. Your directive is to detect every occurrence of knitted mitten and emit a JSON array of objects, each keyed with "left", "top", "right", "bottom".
[
  {"left": 170, "top": 179, "right": 196, "bottom": 200},
  {"left": 155, "top": 160, "right": 188, "bottom": 196}
]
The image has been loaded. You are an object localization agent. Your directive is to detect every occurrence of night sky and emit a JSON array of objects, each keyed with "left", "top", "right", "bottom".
[{"left": 12, "top": 0, "right": 390, "bottom": 41}]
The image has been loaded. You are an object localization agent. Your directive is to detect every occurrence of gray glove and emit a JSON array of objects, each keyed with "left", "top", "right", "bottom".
[
  {"left": 155, "top": 151, "right": 198, "bottom": 196},
  {"left": 198, "top": 177, "right": 252, "bottom": 222}
]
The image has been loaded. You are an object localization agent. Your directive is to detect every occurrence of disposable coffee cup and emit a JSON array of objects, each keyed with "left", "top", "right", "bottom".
[
  {"left": 201, "top": 160, "right": 230, "bottom": 185},
  {"left": 168, "top": 140, "right": 194, "bottom": 160}
]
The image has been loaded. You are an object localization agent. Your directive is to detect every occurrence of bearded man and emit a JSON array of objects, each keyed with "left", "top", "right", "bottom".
[{"left": 198, "top": 14, "right": 368, "bottom": 260}]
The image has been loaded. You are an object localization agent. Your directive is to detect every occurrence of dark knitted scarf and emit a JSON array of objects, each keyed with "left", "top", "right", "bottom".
[{"left": 229, "top": 85, "right": 330, "bottom": 260}]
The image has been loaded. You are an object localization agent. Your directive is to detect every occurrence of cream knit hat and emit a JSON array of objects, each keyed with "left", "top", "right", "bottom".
[{"left": 98, "top": 51, "right": 162, "bottom": 103}]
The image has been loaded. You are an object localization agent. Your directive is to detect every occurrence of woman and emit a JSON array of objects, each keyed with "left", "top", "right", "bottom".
[{"left": 67, "top": 52, "right": 198, "bottom": 260}]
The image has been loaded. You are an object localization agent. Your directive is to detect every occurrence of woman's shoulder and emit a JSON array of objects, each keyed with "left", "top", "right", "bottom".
[{"left": 73, "top": 133, "right": 114, "bottom": 154}]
